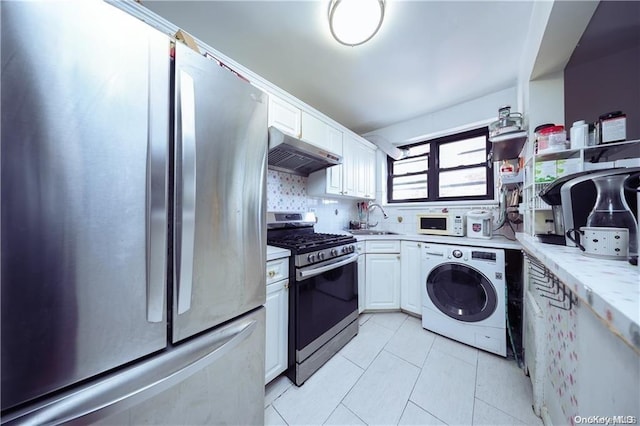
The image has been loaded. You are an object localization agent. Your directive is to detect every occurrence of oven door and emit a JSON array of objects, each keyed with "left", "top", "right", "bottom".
[{"left": 294, "top": 253, "right": 358, "bottom": 359}]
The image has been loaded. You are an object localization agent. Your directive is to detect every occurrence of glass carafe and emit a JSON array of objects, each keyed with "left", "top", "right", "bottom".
[{"left": 586, "top": 174, "right": 638, "bottom": 257}]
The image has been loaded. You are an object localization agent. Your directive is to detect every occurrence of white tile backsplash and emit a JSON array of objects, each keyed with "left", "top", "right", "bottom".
[
  {"left": 267, "top": 170, "right": 357, "bottom": 232},
  {"left": 369, "top": 204, "right": 523, "bottom": 238},
  {"left": 266, "top": 170, "right": 307, "bottom": 212},
  {"left": 266, "top": 170, "right": 523, "bottom": 236}
]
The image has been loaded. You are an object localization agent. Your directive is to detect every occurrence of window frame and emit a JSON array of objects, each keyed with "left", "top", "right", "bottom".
[{"left": 386, "top": 127, "right": 494, "bottom": 203}]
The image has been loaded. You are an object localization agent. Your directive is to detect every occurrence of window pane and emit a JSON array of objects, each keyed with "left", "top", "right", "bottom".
[
  {"left": 406, "top": 144, "right": 430, "bottom": 157},
  {"left": 439, "top": 167, "right": 486, "bottom": 198},
  {"left": 439, "top": 136, "right": 486, "bottom": 169},
  {"left": 393, "top": 155, "right": 428, "bottom": 175},
  {"left": 392, "top": 174, "right": 427, "bottom": 200}
]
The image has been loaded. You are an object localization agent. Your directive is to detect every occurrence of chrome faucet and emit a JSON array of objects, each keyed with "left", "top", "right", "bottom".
[{"left": 366, "top": 201, "right": 388, "bottom": 229}]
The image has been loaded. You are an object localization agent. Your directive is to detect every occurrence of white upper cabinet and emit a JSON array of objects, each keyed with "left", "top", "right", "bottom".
[
  {"left": 268, "top": 95, "right": 301, "bottom": 138},
  {"left": 341, "top": 135, "right": 359, "bottom": 197},
  {"left": 325, "top": 125, "right": 344, "bottom": 195},
  {"left": 300, "top": 111, "right": 325, "bottom": 149},
  {"left": 301, "top": 111, "right": 344, "bottom": 156},
  {"left": 308, "top": 132, "right": 375, "bottom": 199},
  {"left": 327, "top": 125, "right": 343, "bottom": 156},
  {"left": 357, "top": 141, "right": 376, "bottom": 199},
  {"left": 349, "top": 135, "right": 376, "bottom": 199}
]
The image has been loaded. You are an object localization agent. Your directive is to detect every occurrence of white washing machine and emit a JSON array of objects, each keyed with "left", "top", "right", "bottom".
[{"left": 421, "top": 243, "right": 506, "bottom": 356}]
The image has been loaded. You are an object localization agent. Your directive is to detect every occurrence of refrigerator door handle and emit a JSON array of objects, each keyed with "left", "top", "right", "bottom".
[
  {"left": 146, "top": 54, "right": 170, "bottom": 324},
  {"left": 176, "top": 70, "right": 197, "bottom": 315},
  {"left": 2, "top": 316, "right": 259, "bottom": 425}
]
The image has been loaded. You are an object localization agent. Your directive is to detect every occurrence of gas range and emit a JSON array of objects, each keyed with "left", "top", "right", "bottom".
[{"left": 266, "top": 211, "right": 359, "bottom": 386}]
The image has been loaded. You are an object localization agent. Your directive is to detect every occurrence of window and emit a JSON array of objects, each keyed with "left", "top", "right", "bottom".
[{"left": 387, "top": 128, "right": 494, "bottom": 203}]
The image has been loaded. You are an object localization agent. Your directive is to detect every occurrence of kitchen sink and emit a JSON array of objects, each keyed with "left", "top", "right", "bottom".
[{"left": 348, "top": 230, "right": 400, "bottom": 235}]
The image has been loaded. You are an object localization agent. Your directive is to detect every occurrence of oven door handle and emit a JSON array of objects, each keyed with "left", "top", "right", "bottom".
[{"left": 297, "top": 253, "right": 359, "bottom": 281}]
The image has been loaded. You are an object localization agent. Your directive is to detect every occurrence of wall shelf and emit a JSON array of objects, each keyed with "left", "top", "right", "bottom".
[
  {"left": 535, "top": 139, "right": 639, "bottom": 162},
  {"left": 490, "top": 131, "right": 528, "bottom": 161},
  {"left": 523, "top": 139, "right": 639, "bottom": 236}
]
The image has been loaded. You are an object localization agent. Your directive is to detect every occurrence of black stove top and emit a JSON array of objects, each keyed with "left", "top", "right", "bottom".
[
  {"left": 266, "top": 211, "right": 356, "bottom": 254},
  {"left": 267, "top": 232, "right": 355, "bottom": 252}
]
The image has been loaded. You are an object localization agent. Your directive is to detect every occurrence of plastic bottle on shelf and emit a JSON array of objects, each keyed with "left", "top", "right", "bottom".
[{"left": 570, "top": 120, "right": 589, "bottom": 149}]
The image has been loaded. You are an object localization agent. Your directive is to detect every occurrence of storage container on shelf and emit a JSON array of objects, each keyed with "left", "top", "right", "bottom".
[{"left": 536, "top": 125, "right": 567, "bottom": 153}]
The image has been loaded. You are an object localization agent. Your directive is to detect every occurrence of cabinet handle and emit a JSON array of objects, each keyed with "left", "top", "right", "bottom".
[
  {"left": 397, "top": 255, "right": 400, "bottom": 260},
  {"left": 268, "top": 270, "right": 276, "bottom": 278},
  {"left": 284, "top": 282, "right": 289, "bottom": 290},
  {"left": 417, "top": 243, "right": 421, "bottom": 247}
]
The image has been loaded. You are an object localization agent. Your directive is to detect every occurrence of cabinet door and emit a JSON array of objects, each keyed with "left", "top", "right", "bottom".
[
  {"left": 400, "top": 241, "right": 422, "bottom": 315},
  {"left": 357, "top": 252, "right": 366, "bottom": 314},
  {"left": 348, "top": 138, "right": 376, "bottom": 199},
  {"left": 342, "top": 135, "right": 358, "bottom": 197},
  {"left": 325, "top": 126, "right": 344, "bottom": 195},
  {"left": 356, "top": 142, "right": 367, "bottom": 198},
  {"left": 363, "top": 146, "right": 376, "bottom": 199},
  {"left": 365, "top": 254, "right": 400, "bottom": 310},
  {"left": 268, "top": 95, "right": 301, "bottom": 137},
  {"left": 265, "top": 279, "right": 288, "bottom": 383},
  {"left": 327, "top": 125, "right": 344, "bottom": 156},
  {"left": 300, "top": 111, "right": 326, "bottom": 148}
]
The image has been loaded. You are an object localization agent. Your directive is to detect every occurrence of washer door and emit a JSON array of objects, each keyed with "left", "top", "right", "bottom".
[{"left": 426, "top": 263, "right": 497, "bottom": 322}]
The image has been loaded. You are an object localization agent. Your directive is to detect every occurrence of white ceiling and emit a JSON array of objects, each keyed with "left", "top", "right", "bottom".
[{"left": 143, "top": 0, "right": 535, "bottom": 135}]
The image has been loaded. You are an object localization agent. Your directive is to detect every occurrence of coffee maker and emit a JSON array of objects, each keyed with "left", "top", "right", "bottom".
[{"left": 537, "top": 167, "right": 640, "bottom": 246}]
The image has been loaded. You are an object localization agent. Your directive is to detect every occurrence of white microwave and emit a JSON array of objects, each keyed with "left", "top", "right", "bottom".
[{"left": 417, "top": 213, "right": 466, "bottom": 236}]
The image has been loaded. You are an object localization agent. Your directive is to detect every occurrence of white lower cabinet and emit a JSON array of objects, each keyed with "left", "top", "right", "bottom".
[
  {"left": 400, "top": 241, "right": 423, "bottom": 315},
  {"left": 356, "top": 242, "right": 365, "bottom": 313},
  {"left": 265, "top": 258, "right": 289, "bottom": 384},
  {"left": 365, "top": 250, "right": 400, "bottom": 310}
]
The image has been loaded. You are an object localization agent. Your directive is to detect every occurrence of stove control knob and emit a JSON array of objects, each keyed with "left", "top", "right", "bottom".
[
  {"left": 349, "top": 245, "right": 355, "bottom": 253},
  {"left": 341, "top": 246, "right": 347, "bottom": 254},
  {"left": 308, "top": 254, "right": 316, "bottom": 263},
  {"left": 452, "top": 250, "right": 463, "bottom": 259},
  {"left": 318, "top": 252, "right": 325, "bottom": 260},
  {"left": 330, "top": 248, "right": 338, "bottom": 257}
]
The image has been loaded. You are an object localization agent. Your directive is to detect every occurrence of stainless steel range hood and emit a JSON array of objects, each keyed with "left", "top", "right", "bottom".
[{"left": 268, "top": 127, "right": 342, "bottom": 176}]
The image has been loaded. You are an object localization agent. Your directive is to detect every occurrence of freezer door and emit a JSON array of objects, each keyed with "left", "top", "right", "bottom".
[
  {"left": 1, "top": 2, "right": 169, "bottom": 411},
  {"left": 2, "top": 308, "right": 265, "bottom": 425},
  {"left": 173, "top": 43, "right": 267, "bottom": 342}
]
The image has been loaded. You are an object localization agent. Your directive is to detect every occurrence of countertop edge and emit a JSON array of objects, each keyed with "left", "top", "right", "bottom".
[
  {"left": 516, "top": 233, "right": 640, "bottom": 352},
  {"left": 266, "top": 245, "right": 291, "bottom": 261},
  {"left": 349, "top": 233, "right": 522, "bottom": 250}
]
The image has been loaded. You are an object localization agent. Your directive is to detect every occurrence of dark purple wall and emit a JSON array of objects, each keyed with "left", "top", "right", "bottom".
[{"left": 564, "top": 1, "right": 640, "bottom": 140}]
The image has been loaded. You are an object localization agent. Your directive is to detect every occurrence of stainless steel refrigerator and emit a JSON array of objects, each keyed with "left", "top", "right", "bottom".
[{"left": 1, "top": 1, "right": 267, "bottom": 424}]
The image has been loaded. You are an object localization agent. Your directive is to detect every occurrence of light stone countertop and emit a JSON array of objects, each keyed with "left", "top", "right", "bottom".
[
  {"left": 348, "top": 232, "right": 522, "bottom": 250},
  {"left": 266, "top": 245, "right": 290, "bottom": 262},
  {"left": 517, "top": 233, "right": 640, "bottom": 351}
]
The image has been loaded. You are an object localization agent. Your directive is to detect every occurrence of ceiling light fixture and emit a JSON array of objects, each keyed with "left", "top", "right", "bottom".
[{"left": 328, "top": 0, "right": 385, "bottom": 47}]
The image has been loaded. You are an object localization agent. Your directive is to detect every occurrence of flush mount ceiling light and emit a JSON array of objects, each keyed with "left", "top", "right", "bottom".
[{"left": 328, "top": 0, "right": 385, "bottom": 47}]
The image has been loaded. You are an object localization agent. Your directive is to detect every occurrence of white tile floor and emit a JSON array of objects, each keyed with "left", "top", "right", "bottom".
[{"left": 265, "top": 312, "right": 543, "bottom": 426}]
